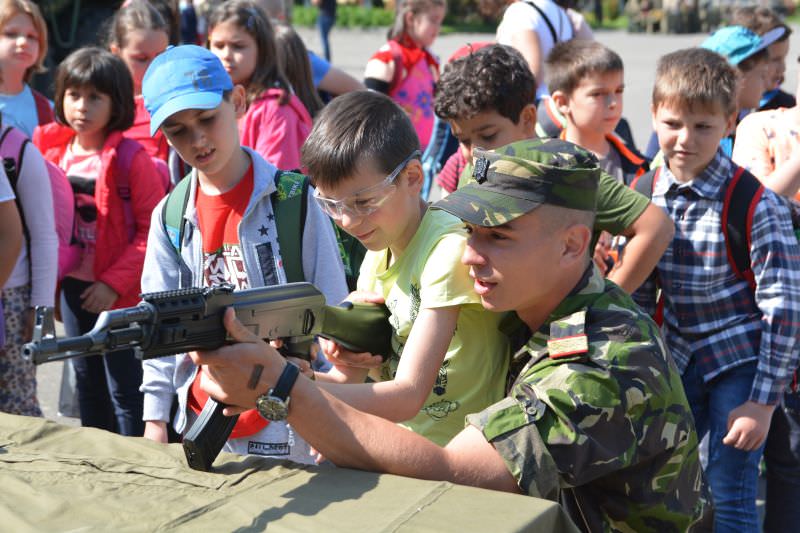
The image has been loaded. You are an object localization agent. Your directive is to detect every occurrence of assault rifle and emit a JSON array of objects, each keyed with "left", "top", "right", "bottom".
[{"left": 23, "top": 283, "right": 392, "bottom": 472}]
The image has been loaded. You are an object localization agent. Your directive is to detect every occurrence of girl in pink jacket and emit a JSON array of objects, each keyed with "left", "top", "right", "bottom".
[
  {"left": 207, "top": 0, "right": 312, "bottom": 170},
  {"left": 33, "top": 48, "right": 165, "bottom": 436}
]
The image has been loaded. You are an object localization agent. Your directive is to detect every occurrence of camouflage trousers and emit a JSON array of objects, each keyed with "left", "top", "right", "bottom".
[{"left": 0, "top": 284, "right": 43, "bottom": 417}]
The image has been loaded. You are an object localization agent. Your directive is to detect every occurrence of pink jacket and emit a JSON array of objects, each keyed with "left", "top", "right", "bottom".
[
  {"left": 33, "top": 124, "right": 166, "bottom": 308},
  {"left": 238, "top": 88, "right": 312, "bottom": 171}
]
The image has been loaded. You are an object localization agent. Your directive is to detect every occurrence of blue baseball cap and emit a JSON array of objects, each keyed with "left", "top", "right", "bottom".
[
  {"left": 142, "top": 45, "right": 233, "bottom": 135},
  {"left": 701, "top": 25, "right": 786, "bottom": 66}
]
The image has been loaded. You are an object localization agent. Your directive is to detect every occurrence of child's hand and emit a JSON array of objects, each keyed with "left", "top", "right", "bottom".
[
  {"left": 80, "top": 282, "right": 119, "bottom": 314},
  {"left": 143, "top": 420, "right": 169, "bottom": 443},
  {"left": 286, "top": 356, "right": 314, "bottom": 379},
  {"left": 345, "top": 290, "right": 385, "bottom": 305},
  {"left": 722, "top": 400, "right": 776, "bottom": 451},
  {"left": 319, "top": 337, "right": 383, "bottom": 369},
  {"left": 593, "top": 231, "right": 613, "bottom": 275}
]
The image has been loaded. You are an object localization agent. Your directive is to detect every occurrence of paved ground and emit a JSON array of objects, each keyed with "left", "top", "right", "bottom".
[{"left": 35, "top": 22, "right": 793, "bottom": 517}]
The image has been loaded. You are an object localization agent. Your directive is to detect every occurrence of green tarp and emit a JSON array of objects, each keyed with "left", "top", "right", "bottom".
[{"left": 0, "top": 414, "right": 578, "bottom": 532}]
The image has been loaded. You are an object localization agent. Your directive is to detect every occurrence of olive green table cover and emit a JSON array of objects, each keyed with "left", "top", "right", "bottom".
[{"left": 0, "top": 414, "right": 579, "bottom": 532}]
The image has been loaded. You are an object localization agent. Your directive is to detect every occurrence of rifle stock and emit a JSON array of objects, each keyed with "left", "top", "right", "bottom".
[{"left": 24, "top": 283, "right": 392, "bottom": 472}]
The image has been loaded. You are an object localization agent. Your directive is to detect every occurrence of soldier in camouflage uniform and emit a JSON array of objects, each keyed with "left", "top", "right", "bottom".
[
  {"left": 190, "top": 138, "right": 712, "bottom": 533},
  {"left": 435, "top": 138, "right": 712, "bottom": 531}
]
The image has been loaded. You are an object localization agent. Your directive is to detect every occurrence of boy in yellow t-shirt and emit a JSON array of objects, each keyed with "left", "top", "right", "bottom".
[{"left": 302, "top": 91, "right": 509, "bottom": 445}]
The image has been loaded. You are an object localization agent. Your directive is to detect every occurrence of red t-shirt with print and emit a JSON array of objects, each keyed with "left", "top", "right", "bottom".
[{"left": 187, "top": 164, "right": 268, "bottom": 438}]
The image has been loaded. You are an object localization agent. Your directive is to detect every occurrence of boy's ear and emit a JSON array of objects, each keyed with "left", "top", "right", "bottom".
[
  {"left": 403, "top": 159, "right": 425, "bottom": 194},
  {"left": 520, "top": 103, "right": 537, "bottom": 138},
  {"left": 109, "top": 43, "right": 120, "bottom": 55},
  {"left": 724, "top": 112, "right": 737, "bottom": 136},
  {"left": 551, "top": 91, "right": 570, "bottom": 116},
  {"left": 231, "top": 85, "right": 248, "bottom": 118}
]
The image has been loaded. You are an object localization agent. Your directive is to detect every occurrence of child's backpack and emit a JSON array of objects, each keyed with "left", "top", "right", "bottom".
[
  {"left": 631, "top": 165, "right": 800, "bottom": 391},
  {"left": 420, "top": 115, "right": 459, "bottom": 200},
  {"left": 32, "top": 89, "right": 55, "bottom": 127},
  {"left": 630, "top": 164, "right": 800, "bottom": 311},
  {"left": 0, "top": 125, "right": 78, "bottom": 280},
  {"left": 386, "top": 40, "right": 437, "bottom": 151},
  {"left": 162, "top": 170, "right": 366, "bottom": 291},
  {"left": 114, "top": 138, "right": 171, "bottom": 242}
]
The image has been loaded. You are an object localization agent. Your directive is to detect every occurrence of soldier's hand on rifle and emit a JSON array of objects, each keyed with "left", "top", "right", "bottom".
[
  {"left": 80, "top": 281, "right": 119, "bottom": 314},
  {"left": 190, "top": 308, "right": 287, "bottom": 417}
]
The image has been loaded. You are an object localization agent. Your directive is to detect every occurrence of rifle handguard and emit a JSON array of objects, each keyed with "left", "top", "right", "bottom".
[{"left": 320, "top": 302, "right": 392, "bottom": 361}]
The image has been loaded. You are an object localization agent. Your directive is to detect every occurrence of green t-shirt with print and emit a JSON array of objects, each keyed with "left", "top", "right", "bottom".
[{"left": 357, "top": 209, "right": 510, "bottom": 446}]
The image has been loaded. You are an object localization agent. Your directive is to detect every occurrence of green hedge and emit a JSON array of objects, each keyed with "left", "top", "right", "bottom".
[
  {"left": 293, "top": 6, "right": 394, "bottom": 28},
  {"left": 291, "top": 2, "right": 626, "bottom": 31}
]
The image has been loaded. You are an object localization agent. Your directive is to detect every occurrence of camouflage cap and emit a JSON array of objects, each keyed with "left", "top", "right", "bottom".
[{"left": 433, "top": 138, "right": 600, "bottom": 227}]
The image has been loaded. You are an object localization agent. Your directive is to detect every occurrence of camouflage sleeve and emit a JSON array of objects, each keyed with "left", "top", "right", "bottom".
[
  {"left": 466, "top": 396, "right": 561, "bottom": 500},
  {"left": 470, "top": 320, "right": 693, "bottom": 496}
]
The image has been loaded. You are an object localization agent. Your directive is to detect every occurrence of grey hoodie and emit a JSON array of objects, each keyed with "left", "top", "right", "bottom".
[{"left": 140, "top": 148, "right": 347, "bottom": 464}]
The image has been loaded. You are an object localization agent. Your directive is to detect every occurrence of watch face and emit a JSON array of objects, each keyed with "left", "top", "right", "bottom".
[{"left": 257, "top": 394, "right": 289, "bottom": 421}]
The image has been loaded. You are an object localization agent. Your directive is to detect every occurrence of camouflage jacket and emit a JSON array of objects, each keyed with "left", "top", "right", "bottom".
[{"left": 467, "top": 267, "right": 712, "bottom": 532}]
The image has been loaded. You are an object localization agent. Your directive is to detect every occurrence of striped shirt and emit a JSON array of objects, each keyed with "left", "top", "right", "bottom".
[{"left": 634, "top": 150, "right": 800, "bottom": 404}]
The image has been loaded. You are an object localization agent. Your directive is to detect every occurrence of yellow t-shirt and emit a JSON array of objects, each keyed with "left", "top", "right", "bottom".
[{"left": 357, "top": 209, "right": 509, "bottom": 445}]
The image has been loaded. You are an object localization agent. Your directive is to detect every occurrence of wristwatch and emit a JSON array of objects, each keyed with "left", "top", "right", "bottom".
[{"left": 255, "top": 362, "right": 300, "bottom": 421}]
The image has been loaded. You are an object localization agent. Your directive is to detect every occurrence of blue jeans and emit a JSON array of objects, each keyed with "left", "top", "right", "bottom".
[
  {"left": 61, "top": 278, "right": 144, "bottom": 436},
  {"left": 682, "top": 358, "right": 762, "bottom": 533},
  {"left": 317, "top": 10, "right": 335, "bottom": 61},
  {"left": 763, "top": 388, "right": 800, "bottom": 532}
]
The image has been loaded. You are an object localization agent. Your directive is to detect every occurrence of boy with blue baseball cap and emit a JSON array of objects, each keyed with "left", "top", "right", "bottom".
[
  {"left": 138, "top": 45, "right": 348, "bottom": 463},
  {"left": 701, "top": 24, "right": 787, "bottom": 156}
]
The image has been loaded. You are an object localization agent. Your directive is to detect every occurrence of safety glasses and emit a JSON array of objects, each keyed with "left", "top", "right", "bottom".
[{"left": 313, "top": 150, "right": 421, "bottom": 220}]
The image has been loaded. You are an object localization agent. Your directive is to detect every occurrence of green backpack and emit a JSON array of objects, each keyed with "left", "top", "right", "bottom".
[{"left": 162, "top": 170, "right": 365, "bottom": 290}]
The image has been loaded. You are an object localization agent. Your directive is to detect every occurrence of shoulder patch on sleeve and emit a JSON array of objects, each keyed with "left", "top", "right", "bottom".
[{"left": 547, "top": 310, "right": 588, "bottom": 359}]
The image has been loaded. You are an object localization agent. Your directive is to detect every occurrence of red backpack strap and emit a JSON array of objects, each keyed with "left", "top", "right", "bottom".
[
  {"left": 721, "top": 165, "right": 763, "bottom": 290},
  {"left": 628, "top": 166, "right": 659, "bottom": 196},
  {"left": 386, "top": 39, "right": 405, "bottom": 92},
  {"left": 114, "top": 138, "right": 141, "bottom": 242},
  {"left": 31, "top": 89, "right": 55, "bottom": 126}
]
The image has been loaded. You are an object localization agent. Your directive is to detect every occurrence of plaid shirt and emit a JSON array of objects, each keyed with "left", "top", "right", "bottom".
[{"left": 634, "top": 150, "right": 800, "bottom": 405}]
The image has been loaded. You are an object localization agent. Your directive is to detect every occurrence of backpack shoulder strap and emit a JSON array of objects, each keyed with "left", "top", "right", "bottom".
[
  {"left": 0, "top": 125, "right": 29, "bottom": 184},
  {"left": 721, "top": 166, "right": 763, "bottom": 290},
  {"left": 629, "top": 166, "right": 658, "bottom": 197},
  {"left": 386, "top": 39, "right": 405, "bottom": 92},
  {"left": 31, "top": 89, "right": 54, "bottom": 125},
  {"left": 162, "top": 172, "right": 192, "bottom": 257},
  {"left": 523, "top": 0, "right": 558, "bottom": 44},
  {"left": 114, "top": 138, "right": 144, "bottom": 241},
  {"left": 271, "top": 170, "right": 308, "bottom": 283}
]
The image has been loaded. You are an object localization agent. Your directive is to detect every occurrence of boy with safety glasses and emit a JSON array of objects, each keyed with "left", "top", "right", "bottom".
[{"left": 301, "top": 91, "right": 510, "bottom": 446}]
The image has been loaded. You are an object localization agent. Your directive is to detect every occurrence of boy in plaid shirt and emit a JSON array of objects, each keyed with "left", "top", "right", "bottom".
[{"left": 637, "top": 47, "right": 800, "bottom": 532}]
